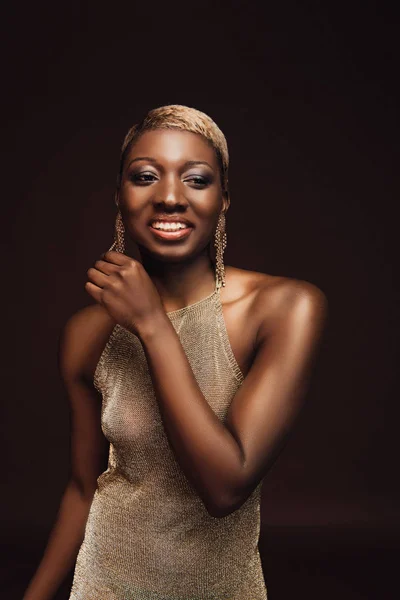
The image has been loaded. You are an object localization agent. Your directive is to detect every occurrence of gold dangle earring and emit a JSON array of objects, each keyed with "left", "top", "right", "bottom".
[
  {"left": 108, "top": 209, "right": 126, "bottom": 254},
  {"left": 214, "top": 211, "right": 227, "bottom": 289}
]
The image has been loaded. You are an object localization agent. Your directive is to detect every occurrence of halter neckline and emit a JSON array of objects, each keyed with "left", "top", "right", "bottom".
[{"left": 165, "top": 286, "right": 220, "bottom": 317}]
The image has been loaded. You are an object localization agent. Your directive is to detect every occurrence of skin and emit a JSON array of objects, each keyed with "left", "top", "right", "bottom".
[
  {"left": 23, "top": 129, "right": 327, "bottom": 599},
  {"left": 83, "top": 128, "right": 328, "bottom": 517}
]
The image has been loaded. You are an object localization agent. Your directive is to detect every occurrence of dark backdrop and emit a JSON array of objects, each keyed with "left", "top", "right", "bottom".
[{"left": 1, "top": 2, "right": 398, "bottom": 599}]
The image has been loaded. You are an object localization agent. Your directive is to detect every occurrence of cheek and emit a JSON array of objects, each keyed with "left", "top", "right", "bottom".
[
  {"left": 195, "top": 216, "right": 218, "bottom": 247},
  {"left": 194, "top": 191, "right": 221, "bottom": 219},
  {"left": 119, "top": 189, "right": 147, "bottom": 217}
]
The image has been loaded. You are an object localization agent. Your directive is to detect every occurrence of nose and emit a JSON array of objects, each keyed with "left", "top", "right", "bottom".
[{"left": 154, "top": 174, "right": 187, "bottom": 208}]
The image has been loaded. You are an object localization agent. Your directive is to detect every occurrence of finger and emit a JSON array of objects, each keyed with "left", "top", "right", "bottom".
[
  {"left": 93, "top": 259, "right": 119, "bottom": 275},
  {"left": 84, "top": 281, "right": 102, "bottom": 303},
  {"left": 100, "top": 250, "right": 128, "bottom": 266},
  {"left": 87, "top": 267, "right": 109, "bottom": 288}
]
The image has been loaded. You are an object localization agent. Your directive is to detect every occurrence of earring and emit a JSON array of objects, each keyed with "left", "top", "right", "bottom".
[
  {"left": 108, "top": 209, "right": 125, "bottom": 253},
  {"left": 214, "top": 211, "right": 227, "bottom": 289}
]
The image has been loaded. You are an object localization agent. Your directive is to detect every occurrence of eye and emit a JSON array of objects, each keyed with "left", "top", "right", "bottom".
[
  {"left": 130, "top": 172, "right": 157, "bottom": 184},
  {"left": 186, "top": 176, "right": 209, "bottom": 187}
]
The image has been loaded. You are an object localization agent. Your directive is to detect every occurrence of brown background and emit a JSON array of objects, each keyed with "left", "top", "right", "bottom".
[{"left": 1, "top": 2, "right": 398, "bottom": 598}]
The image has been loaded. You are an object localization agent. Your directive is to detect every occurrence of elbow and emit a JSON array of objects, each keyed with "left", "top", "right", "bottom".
[
  {"left": 205, "top": 489, "right": 247, "bottom": 519},
  {"left": 206, "top": 503, "right": 237, "bottom": 519},
  {"left": 205, "top": 472, "right": 262, "bottom": 518},
  {"left": 68, "top": 477, "right": 97, "bottom": 503},
  {"left": 202, "top": 464, "right": 253, "bottom": 518}
]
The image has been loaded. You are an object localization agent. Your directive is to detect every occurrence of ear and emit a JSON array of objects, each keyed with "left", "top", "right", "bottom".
[
  {"left": 114, "top": 189, "right": 120, "bottom": 208},
  {"left": 222, "top": 191, "right": 230, "bottom": 214}
]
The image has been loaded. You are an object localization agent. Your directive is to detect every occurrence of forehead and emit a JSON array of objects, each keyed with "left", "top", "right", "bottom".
[{"left": 126, "top": 129, "right": 218, "bottom": 167}]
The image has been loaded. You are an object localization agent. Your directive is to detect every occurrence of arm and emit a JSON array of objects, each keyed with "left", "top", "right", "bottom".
[
  {"left": 23, "top": 309, "right": 110, "bottom": 600},
  {"left": 138, "top": 280, "right": 328, "bottom": 518}
]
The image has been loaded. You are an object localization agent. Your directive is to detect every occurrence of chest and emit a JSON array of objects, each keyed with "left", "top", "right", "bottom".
[{"left": 99, "top": 320, "right": 245, "bottom": 453}]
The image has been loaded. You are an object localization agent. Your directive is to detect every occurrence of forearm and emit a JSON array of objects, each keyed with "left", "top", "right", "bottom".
[
  {"left": 138, "top": 314, "right": 245, "bottom": 515},
  {"left": 23, "top": 480, "right": 94, "bottom": 600}
]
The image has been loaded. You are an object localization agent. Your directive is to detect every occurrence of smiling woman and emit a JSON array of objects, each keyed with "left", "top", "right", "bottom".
[
  {"left": 23, "top": 104, "right": 327, "bottom": 600},
  {"left": 109, "top": 121, "right": 230, "bottom": 293}
]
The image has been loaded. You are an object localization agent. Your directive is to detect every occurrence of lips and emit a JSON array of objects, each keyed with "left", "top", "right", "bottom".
[
  {"left": 148, "top": 223, "right": 193, "bottom": 241},
  {"left": 148, "top": 216, "right": 194, "bottom": 227}
]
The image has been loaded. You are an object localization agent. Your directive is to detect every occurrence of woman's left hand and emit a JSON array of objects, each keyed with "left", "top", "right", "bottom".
[{"left": 85, "top": 251, "right": 165, "bottom": 335}]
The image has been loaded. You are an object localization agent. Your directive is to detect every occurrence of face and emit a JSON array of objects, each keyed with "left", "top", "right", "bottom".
[{"left": 117, "top": 129, "right": 229, "bottom": 263}]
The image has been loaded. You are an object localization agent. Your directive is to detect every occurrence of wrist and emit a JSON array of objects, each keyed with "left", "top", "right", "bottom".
[{"left": 135, "top": 310, "right": 173, "bottom": 342}]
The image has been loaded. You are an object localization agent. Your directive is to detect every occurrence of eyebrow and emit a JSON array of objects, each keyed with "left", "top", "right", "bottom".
[{"left": 127, "top": 157, "right": 214, "bottom": 170}]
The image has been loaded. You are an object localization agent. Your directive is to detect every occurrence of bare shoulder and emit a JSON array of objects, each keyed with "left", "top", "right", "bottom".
[
  {"left": 257, "top": 273, "right": 327, "bottom": 314},
  {"left": 255, "top": 272, "right": 328, "bottom": 342},
  {"left": 225, "top": 265, "right": 328, "bottom": 340},
  {"left": 58, "top": 302, "right": 116, "bottom": 386}
]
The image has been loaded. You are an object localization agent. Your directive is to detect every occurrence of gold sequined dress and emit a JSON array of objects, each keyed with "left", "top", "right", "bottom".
[{"left": 68, "top": 285, "right": 268, "bottom": 599}]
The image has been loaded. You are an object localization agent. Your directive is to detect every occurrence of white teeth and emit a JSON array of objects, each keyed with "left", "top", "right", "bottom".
[{"left": 151, "top": 221, "right": 189, "bottom": 231}]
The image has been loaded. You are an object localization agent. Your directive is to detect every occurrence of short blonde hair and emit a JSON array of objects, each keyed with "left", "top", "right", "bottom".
[{"left": 116, "top": 104, "right": 229, "bottom": 195}]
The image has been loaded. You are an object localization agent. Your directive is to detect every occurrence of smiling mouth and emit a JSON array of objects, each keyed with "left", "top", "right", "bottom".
[{"left": 148, "top": 224, "right": 194, "bottom": 240}]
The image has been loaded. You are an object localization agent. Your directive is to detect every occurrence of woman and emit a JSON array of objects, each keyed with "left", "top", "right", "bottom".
[{"left": 24, "top": 104, "right": 328, "bottom": 599}]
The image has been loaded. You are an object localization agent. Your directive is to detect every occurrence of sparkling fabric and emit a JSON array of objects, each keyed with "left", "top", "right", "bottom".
[{"left": 68, "top": 286, "right": 268, "bottom": 599}]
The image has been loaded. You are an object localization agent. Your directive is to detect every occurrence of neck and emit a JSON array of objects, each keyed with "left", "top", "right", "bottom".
[{"left": 138, "top": 246, "right": 217, "bottom": 311}]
